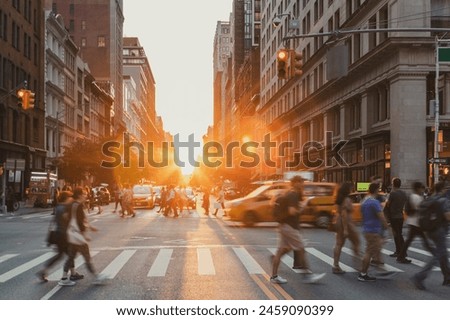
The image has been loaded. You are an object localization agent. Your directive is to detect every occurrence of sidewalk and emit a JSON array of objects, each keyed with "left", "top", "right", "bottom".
[{"left": 1, "top": 202, "right": 54, "bottom": 216}]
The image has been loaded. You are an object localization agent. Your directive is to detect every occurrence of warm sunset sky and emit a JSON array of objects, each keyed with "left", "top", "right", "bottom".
[{"left": 123, "top": 1, "right": 232, "bottom": 173}]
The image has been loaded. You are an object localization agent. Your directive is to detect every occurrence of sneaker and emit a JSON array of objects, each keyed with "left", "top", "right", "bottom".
[
  {"left": 396, "top": 258, "right": 412, "bottom": 264},
  {"left": 69, "top": 272, "right": 85, "bottom": 281},
  {"left": 295, "top": 267, "right": 313, "bottom": 274},
  {"left": 411, "top": 275, "right": 426, "bottom": 290},
  {"left": 36, "top": 271, "right": 48, "bottom": 283},
  {"left": 93, "top": 274, "right": 108, "bottom": 285},
  {"left": 58, "top": 278, "right": 76, "bottom": 286},
  {"left": 302, "top": 273, "right": 326, "bottom": 284},
  {"left": 332, "top": 266, "right": 345, "bottom": 274},
  {"left": 358, "top": 273, "right": 376, "bottom": 282},
  {"left": 270, "top": 275, "right": 287, "bottom": 284}
]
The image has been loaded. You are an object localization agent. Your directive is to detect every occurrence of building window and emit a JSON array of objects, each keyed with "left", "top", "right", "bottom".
[
  {"left": 97, "top": 36, "right": 106, "bottom": 47},
  {"left": 81, "top": 20, "right": 86, "bottom": 30},
  {"left": 349, "top": 99, "right": 361, "bottom": 131},
  {"left": 81, "top": 38, "right": 86, "bottom": 47},
  {"left": 69, "top": 19, "right": 75, "bottom": 32}
]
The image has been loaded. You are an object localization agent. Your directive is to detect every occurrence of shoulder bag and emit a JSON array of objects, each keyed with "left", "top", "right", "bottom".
[{"left": 66, "top": 202, "right": 88, "bottom": 245}]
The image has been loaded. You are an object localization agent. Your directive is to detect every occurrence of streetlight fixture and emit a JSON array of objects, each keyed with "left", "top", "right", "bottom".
[{"left": 272, "top": 13, "right": 300, "bottom": 30}]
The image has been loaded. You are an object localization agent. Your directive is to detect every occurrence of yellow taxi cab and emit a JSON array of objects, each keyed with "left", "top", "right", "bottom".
[
  {"left": 347, "top": 192, "right": 388, "bottom": 223},
  {"left": 225, "top": 181, "right": 338, "bottom": 227}
]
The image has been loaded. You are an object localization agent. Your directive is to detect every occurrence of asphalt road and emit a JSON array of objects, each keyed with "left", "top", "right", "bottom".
[{"left": 0, "top": 202, "right": 449, "bottom": 300}]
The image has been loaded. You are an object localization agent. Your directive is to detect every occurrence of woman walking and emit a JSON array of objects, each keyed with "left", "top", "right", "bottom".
[{"left": 332, "top": 182, "right": 361, "bottom": 274}]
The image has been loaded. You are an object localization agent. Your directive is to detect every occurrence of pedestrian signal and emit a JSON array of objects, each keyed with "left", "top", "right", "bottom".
[
  {"left": 277, "top": 49, "right": 289, "bottom": 79},
  {"left": 290, "top": 51, "right": 303, "bottom": 77}
]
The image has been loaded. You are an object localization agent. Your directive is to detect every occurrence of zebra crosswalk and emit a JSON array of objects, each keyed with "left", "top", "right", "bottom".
[{"left": 0, "top": 243, "right": 446, "bottom": 286}]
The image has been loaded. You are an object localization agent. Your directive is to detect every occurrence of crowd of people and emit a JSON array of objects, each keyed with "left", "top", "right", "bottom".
[{"left": 270, "top": 175, "right": 450, "bottom": 291}]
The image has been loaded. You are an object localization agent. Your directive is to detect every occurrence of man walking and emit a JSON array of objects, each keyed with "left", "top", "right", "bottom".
[
  {"left": 384, "top": 177, "right": 407, "bottom": 260},
  {"left": 270, "top": 176, "right": 325, "bottom": 284},
  {"left": 411, "top": 181, "right": 450, "bottom": 290},
  {"left": 358, "top": 182, "right": 390, "bottom": 282}
]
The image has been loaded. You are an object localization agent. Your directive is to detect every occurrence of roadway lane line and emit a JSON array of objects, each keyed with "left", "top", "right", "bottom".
[
  {"left": 0, "top": 252, "right": 55, "bottom": 283},
  {"left": 148, "top": 249, "right": 173, "bottom": 277},
  {"left": 305, "top": 247, "right": 358, "bottom": 272},
  {"left": 197, "top": 248, "right": 215, "bottom": 275},
  {"left": 341, "top": 247, "right": 403, "bottom": 272},
  {"left": 233, "top": 247, "right": 265, "bottom": 274},
  {"left": 100, "top": 249, "right": 136, "bottom": 279},
  {"left": 0, "top": 254, "right": 19, "bottom": 264},
  {"left": 47, "top": 251, "right": 100, "bottom": 281},
  {"left": 250, "top": 274, "right": 278, "bottom": 300}
]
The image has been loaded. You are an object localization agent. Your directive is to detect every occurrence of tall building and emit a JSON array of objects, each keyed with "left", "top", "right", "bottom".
[
  {"left": 213, "top": 21, "right": 231, "bottom": 142},
  {"left": 123, "top": 37, "right": 159, "bottom": 145},
  {"left": 0, "top": 0, "right": 46, "bottom": 201},
  {"left": 45, "top": 11, "right": 113, "bottom": 180},
  {"left": 48, "top": 0, "right": 125, "bottom": 135},
  {"left": 258, "top": 0, "right": 450, "bottom": 187}
]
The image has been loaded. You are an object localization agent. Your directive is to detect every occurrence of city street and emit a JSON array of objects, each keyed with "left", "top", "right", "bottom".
[{"left": 0, "top": 201, "right": 448, "bottom": 300}]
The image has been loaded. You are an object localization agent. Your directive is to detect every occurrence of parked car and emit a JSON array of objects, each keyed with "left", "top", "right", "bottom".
[
  {"left": 226, "top": 181, "right": 338, "bottom": 227},
  {"left": 91, "top": 186, "right": 111, "bottom": 205},
  {"left": 132, "top": 184, "right": 155, "bottom": 209}
]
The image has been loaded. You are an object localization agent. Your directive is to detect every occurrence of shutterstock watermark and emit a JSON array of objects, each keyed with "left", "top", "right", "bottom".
[{"left": 101, "top": 132, "right": 350, "bottom": 169}]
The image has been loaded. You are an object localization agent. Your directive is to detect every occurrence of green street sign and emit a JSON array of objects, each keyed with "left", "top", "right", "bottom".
[{"left": 438, "top": 47, "right": 450, "bottom": 63}]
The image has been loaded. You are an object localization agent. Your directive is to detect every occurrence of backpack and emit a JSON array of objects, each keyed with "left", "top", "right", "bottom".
[
  {"left": 272, "top": 194, "right": 289, "bottom": 222},
  {"left": 418, "top": 196, "right": 442, "bottom": 232}
]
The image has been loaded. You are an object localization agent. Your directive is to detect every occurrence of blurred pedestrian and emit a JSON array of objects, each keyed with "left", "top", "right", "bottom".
[
  {"left": 157, "top": 186, "right": 167, "bottom": 213},
  {"left": 120, "top": 183, "right": 134, "bottom": 217},
  {"left": 61, "top": 187, "right": 106, "bottom": 286},
  {"left": 113, "top": 183, "right": 123, "bottom": 213},
  {"left": 397, "top": 182, "right": 433, "bottom": 263},
  {"left": 411, "top": 181, "right": 450, "bottom": 290},
  {"left": 37, "top": 191, "right": 81, "bottom": 283},
  {"left": 332, "top": 182, "right": 361, "bottom": 274},
  {"left": 270, "top": 176, "right": 325, "bottom": 284},
  {"left": 202, "top": 188, "right": 210, "bottom": 215},
  {"left": 213, "top": 187, "right": 225, "bottom": 216},
  {"left": 358, "top": 183, "right": 390, "bottom": 282}
]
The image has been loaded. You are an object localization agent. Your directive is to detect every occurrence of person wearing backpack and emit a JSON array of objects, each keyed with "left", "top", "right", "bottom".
[
  {"left": 411, "top": 181, "right": 450, "bottom": 290},
  {"left": 396, "top": 182, "right": 433, "bottom": 263},
  {"left": 270, "top": 176, "right": 325, "bottom": 285}
]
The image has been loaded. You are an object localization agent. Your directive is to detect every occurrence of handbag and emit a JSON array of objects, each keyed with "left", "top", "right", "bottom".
[
  {"left": 46, "top": 219, "right": 58, "bottom": 246},
  {"left": 66, "top": 203, "right": 88, "bottom": 245}
]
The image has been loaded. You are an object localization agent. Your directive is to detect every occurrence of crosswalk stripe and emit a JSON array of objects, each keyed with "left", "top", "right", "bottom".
[
  {"left": 0, "top": 252, "right": 55, "bottom": 283},
  {"left": 100, "top": 250, "right": 136, "bottom": 279},
  {"left": 47, "top": 251, "right": 100, "bottom": 281},
  {"left": 341, "top": 247, "right": 403, "bottom": 272},
  {"left": 148, "top": 249, "right": 173, "bottom": 277},
  {"left": 233, "top": 247, "right": 265, "bottom": 274},
  {"left": 197, "top": 248, "right": 215, "bottom": 275},
  {"left": 0, "top": 254, "right": 19, "bottom": 264},
  {"left": 407, "top": 247, "right": 433, "bottom": 257},
  {"left": 305, "top": 247, "right": 358, "bottom": 272}
]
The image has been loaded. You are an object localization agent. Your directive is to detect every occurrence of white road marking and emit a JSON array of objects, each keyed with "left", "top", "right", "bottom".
[
  {"left": 0, "top": 252, "right": 55, "bottom": 283},
  {"left": 233, "top": 247, "right": 265, "bottom": 274},
  {"left": 148, "top": 249, "right": 173, "bottom": 277},
  {"left": 100, "top": 249, "right": 136, "bottom": 279},
  {"left": 197, "top": 248, "right": 215, "bottom": 275}
]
